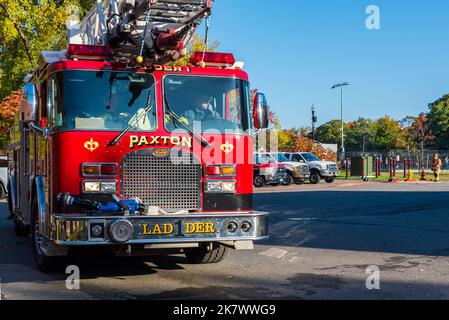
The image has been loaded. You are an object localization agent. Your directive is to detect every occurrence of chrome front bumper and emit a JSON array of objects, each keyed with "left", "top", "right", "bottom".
[{"left": 52, "top": 212, "right": 268, "bottom": 246}]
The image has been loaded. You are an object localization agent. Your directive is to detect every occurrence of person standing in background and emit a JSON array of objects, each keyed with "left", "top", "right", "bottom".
[{"left": 431, "top": 154, "right": 442, "bottom": 182}]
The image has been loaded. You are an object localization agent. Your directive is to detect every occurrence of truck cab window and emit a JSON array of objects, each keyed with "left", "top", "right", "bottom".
[{"left": 49, "top": 71, "right": 156, "bottom": 132}]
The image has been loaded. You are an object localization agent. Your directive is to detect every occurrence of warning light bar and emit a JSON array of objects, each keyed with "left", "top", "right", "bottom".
[
  {"left": 190, "top": 52, "right": 236, "bottom": 68},
  {"left": 67, "top": 44, "right": 112, "bottom": 60}
]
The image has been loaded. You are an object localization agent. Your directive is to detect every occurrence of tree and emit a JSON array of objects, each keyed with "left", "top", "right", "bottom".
[
  {"left": 344, "top": 118, "right": 375, "bottom": 151},
  {"left": 315, "top": 120, "right": 341, "bottom": 145},
  {"left": 175, "top": 33, "right": 220, "bottom": 66},
  {"left": 0, "top": 89, "right": 21, "bottom": 149},
  {"left": 0, "top": 0, "right": 93, "bottom": 98},
  {"left": 371, "top": 116, "right": 405, "bottom": 151},
  {"left": 427, "top": 94, "right": 449, "bottom": 150},
  {"left": 402, "top": 113, "right": 435, "bottom": 152}
]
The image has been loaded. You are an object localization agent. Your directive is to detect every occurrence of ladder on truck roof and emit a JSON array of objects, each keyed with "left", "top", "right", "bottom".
[{"left": 70, "top": 0, "right": 212, "bottom": 65}]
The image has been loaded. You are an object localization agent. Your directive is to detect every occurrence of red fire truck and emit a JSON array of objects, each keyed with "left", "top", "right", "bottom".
[{"left": 7, "top": 0, "right": 269, "bottom": 272}]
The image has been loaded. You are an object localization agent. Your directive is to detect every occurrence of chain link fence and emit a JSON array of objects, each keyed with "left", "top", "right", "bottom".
[{"left": 343, "top": 150, "right": 449, "bottom": 171}]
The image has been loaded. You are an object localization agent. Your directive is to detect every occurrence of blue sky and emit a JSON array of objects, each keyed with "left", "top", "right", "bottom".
[{"left": 199, "top": 0, "right": 449, "bottom": 129}]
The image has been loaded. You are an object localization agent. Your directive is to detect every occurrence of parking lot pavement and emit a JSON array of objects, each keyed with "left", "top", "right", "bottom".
[{"left": 1, "top": 181, "right": 449, "bottom": 300}]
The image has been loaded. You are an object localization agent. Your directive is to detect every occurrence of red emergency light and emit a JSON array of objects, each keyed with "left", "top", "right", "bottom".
[
  {"left": 66, "top": 44, "right": 112, "bottom": 60},
  {"left": 189, "top": 52, "right": 236, "bottom": 68}
]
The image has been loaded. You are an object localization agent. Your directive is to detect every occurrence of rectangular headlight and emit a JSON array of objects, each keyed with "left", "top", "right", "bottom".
[
  {"left": 205, "top": 181, "right": 222, "bottom": 193},
  {"left": 205, "top": 181, "right": 236, "bottom": 193},
  {"left": 82, "top": 181, "right": 117, "bottom": 194},
  {"left": 101, "top": 181, "right": 117, "bottom": 193},
  {"left": 221, "top": 181, "right": 236, "bottom": 193},
  {"left": 83, "top": 181, "right": 101, "bottom": 193}
]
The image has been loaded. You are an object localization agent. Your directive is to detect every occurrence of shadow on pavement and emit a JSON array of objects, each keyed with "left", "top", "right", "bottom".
[{"left": 255, "top": 191, "right": 449, "bottom": 257}]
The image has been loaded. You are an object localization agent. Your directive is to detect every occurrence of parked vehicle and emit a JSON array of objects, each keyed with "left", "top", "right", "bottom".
[
  {"left": 7, "top": 0, "right": 270, "bottom": 273},
  {"left": 254, "top": 153, "right": 287, "bottom": 187},
  {"left": 282, "top": 152, "right": 340, "bottom": 184},
  {"left": 0, "top": 156, "right": 8, "bottom": 198},
  {"left": 266, "top": 153, "right": 310, "bottom": 185}
]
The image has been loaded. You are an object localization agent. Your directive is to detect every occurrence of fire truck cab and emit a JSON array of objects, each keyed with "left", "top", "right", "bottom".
[{"left": 8, "top": 46, "right": 270, "bottom": 272}]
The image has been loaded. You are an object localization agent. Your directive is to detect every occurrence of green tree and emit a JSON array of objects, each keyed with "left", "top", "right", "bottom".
[
  {"left": 175, "top": 33, "right": 220, "bottom": 66},
  {"left": 371, "top": 116, "right": 405, "bottom": 151},
  {"left": 0, "top": 0, "right": 93, "bottom": 98},
  {"left": 345, "top": 118, "right": 375, "bottom": 151},
  {"left": 315, "top": 120, "right": 341, "bottom": 145},
  {"left": 427, "top": 94, "right": 449, "bottom": 149}
]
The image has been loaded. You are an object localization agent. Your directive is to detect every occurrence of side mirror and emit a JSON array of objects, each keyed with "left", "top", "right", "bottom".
[
  {"left": 253, "top": 92, "right": 269, "bottom": 129},
  {"left": 19, "top": 83, "right": 38, "bottom": 122}
]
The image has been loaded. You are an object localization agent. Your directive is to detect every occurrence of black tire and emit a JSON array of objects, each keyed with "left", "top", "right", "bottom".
[
  {"left": 31, "top": 196, "right": 64, "bottom": 273},
  {"left": 184, "top": 243, "right": 227, "bottom": 264},
  {"left": 309, "top": 172, "right": 321, "bottom": 184},
  {"left": 14, "top": 220, "right": 29, "bottom": 237},
  {"left": 282, "top": 173, "right": 294, "bottom": 186},
  {"left": 325, "top": 177, "right": 336, "bottom": 184},
  {"left": 253, "top": 175, "right": 265, "bottom": 188}
]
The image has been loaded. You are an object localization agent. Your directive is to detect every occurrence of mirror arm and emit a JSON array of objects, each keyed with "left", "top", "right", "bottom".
[{"left": 30, "top": 122, "right": 49, "bottom": 139}]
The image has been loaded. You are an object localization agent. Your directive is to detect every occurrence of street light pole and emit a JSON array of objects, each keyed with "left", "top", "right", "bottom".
[{"left": 331, "top": 82, "right": 350, "bottom": 160}]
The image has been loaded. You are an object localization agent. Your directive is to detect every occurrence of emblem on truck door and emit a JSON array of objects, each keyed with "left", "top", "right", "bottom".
[
  {"left": 221, "top": 141, "right": 234, "bottom": 154},
  {"left": 84, "top": 138, "right": 100, "bottom": 152}
]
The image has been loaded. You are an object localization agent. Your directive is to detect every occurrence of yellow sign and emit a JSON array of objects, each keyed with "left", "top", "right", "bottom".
[
  {"left": 141, "top": 222, "right": 215, "bottom": 236},
  {"left": 142, "top": 223, "right": 174, "bottom": 236},
  {"left": 185, "top": 222, "right": 215, "bottom": 234},
  {"left": 84, "top": 138, "right": 99, "bottom": 152},
  {"left": 221, "top": 141, "right": 234, "bottom": 154}
]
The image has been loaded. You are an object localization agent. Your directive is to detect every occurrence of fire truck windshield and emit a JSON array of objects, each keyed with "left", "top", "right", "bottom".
[
  {"left": 48, "top": 70, "right": 156, "bottom": 132},
  {"left": 163, "top": 75, "right": 251, "bottom": 133}
]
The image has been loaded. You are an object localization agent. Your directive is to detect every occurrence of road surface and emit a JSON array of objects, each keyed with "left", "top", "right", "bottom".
[{"left": 2, "top": 181, "right": 449, "bottom": 300}]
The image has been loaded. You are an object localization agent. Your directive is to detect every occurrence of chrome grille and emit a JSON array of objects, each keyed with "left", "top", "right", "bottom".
[{"left": 121, "top": 150, "right": 201, "bottom": 212}]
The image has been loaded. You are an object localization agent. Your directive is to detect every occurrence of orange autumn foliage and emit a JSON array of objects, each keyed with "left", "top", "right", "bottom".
[
  {"left": 294, "top": 135, "right": 337, "bottom": 162},
  {"left": 0, "top": 89, "right": 22, "bottom": 147}
]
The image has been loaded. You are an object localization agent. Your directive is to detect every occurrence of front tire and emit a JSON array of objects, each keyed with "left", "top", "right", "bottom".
[
  {"left": 309, "top": 172, "right": 321, "bottom": 184},
  {"left": 325, "top": 177, "right": 336, "bottom": 184},
  {"left": 282, "top": 173, "right": 294, "bottom": 186},
  {"left": 253, "top": 175, "right": 265, "bottom": 188},
  {"left": 184, "top": 243, "right": 227, "bottom": 264},
  {"left": 31, "top": 196, "right": 64, "bottom": 273}
]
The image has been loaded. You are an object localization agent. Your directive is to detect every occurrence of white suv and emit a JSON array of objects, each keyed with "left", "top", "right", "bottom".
[{"left": 282, "top": 152, "right": 340, "bottom": 184}]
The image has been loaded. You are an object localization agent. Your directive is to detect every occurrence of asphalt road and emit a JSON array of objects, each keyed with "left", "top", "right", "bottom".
[{"left": 2, "top": 181, "right": 449, "bottom": 300}]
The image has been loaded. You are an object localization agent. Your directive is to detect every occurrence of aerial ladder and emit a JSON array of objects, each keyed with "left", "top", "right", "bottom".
[{"left": 69, "top": 0, "right": 212, "bottom": 65}]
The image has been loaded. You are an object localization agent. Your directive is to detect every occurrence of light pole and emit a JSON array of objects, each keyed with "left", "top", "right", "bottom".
[
  {"left": 331, "top": 82, "right": 350, "bottom": 160},
  {"left": 311, "top": 105, "right": 317, "bottom": 141}
]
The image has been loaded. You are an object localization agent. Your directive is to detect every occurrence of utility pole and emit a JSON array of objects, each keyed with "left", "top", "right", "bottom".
[{"left": 311, "top": 105, "right": 317, "bottom": 141}]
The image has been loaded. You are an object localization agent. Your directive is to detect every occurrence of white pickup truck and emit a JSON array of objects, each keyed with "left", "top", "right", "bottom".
[{"left": 282, "top": 152, "right": 340, "bottom": 184}]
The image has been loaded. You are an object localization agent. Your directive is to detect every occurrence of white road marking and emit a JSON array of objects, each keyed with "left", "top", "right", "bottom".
[{"left": 259, "top": 248, "right": 289, "bottom": 259}]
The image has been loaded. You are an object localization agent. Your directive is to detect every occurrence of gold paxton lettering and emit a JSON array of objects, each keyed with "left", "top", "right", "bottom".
[{"left": 129, "top": 135, "right": 193, "bottom": 149}]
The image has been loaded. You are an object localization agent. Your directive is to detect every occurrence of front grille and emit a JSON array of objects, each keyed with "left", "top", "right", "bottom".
[{"left": 121, "top": 149, "right": 201, "bottom": 212}]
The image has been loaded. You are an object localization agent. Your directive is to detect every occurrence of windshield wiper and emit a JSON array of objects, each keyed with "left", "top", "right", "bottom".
[
  {"left": 164, "top": 95, "right": 211, "bottom": 148},
  {"left": 108, "top": 87, "right": 155, "bottom": 147}
]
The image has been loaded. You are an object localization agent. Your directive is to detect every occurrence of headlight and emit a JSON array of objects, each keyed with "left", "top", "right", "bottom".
[
  {"left": 82, "top": 181, "right": 117, "bottom": 194},
  {"left": 205, "top": 181, "right": 236, "bottom": 193},
  {"left": 320, "top": 164, "right": 328, "bottom": 170},
  {"left": 292, "top": 166, "right": 300, "bottom": 172}
]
